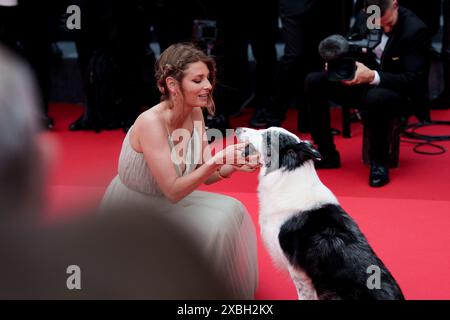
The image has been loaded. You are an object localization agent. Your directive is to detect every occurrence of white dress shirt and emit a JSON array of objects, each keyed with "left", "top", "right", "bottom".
[{"left": 370, "top": 33, "right": 390, "bottom": 86}]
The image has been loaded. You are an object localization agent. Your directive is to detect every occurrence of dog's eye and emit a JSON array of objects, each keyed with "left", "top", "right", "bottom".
[{"left": 242, "top": 143, "right": 257, "bottom": 157}]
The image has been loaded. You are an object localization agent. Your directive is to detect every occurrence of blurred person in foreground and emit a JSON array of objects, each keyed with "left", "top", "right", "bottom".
[{"left": 0, "top": 44, "right": 45, "bottom": 224}]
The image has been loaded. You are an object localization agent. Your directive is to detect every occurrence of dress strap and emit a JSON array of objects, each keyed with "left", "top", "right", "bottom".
[
  {"left": 165, "top": 117, "right": 196, "bottom": 177},
  {"left": 166, "top": 129, "right": 183, "bottom": 177}
]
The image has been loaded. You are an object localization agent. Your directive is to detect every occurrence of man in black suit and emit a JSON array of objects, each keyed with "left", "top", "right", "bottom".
[
  {"left": 431, "top": 0, "right": 450, "bottom": 109},
  {"left": 305, "top": 0, "right": 431, "bottom": 187},
  {"left": 442, "top": 0, "right": 450, "bottom": 108},
  {"left": 0, "top": 0, "right": 63, "bottom": 130}
]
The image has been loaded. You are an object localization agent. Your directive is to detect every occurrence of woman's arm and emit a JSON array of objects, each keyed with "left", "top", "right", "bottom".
[
  {"left": 137, "top": 112, "right": 220, "bottom": 203},
  {"left": 204, "top": 164, "right": 236, "bottom": 185},
  {"left": 137, "top": 112, "right": 247, "bottom": 203}
]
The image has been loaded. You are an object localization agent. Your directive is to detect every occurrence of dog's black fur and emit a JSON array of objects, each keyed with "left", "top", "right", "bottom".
[
  {"left": 268, "top": 130, "right": 404, "bottom": 300},
  {"left": 279, "top": 204, "right": 404, "bottom": 300}
]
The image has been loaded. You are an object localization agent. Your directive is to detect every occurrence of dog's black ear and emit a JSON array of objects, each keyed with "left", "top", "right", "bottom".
[
  {"left": 297, "top": 142, "right": 322, "bottom": 162},
  {"left": 280, "top": 142, "right": 322, "bottom": 170}
]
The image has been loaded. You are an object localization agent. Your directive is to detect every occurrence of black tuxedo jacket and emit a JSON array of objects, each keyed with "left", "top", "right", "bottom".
[
  {"left": 353, "top": 7, "right": 431, "bottom": 120},
  {"left": 279, "top": 0, "right": 318, "bottom": 17}
]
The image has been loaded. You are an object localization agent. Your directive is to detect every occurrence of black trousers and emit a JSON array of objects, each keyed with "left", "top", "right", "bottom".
[
  {"left": 0, "top": 6, "right": 19, "bottom": 50},
  {"left": 0, "top": 4, "right": 54, "bottom": 117},
  {"left": 443, "top": 0, "right": 450, "bottom": 93},
  {"left": 266, "top": 0, "right": 350, "bottom": 130},
  {"left": 221, "top": 0, "right": 278, "bottom": 114},
  {"left": 305, "top": 71, "right": 410, "bottom": 164}
]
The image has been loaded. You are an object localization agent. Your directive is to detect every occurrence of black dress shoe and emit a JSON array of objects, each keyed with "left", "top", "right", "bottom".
[
  {"left": 315, "top": 149, "right": 341, "bottom": 169},
  {"left": 297, "top": 121, "right": 311, "bottom": 133},
  {"left": 249, "top": 109, "right": 267, "bottom": 128},
  {"left": 331, "top": 128, "right": 341, "bottom": 135},
  {"left": 430, "top": 92, "right": 450, "bottom": 110},
  {"left": 369, "top": 162, "right": 390, "bottom": 187},
  {"left": 265, "top": 113, "right": 284, "bottom": 128},
  {"left": 69, "top": 115, "right": 101, "bottom": 132},
  {"left": 43, "top": 115, "right": 54, "bottom": 130},
  {"left": 102, "top": 120, "right": 122, "bottom": 130}
]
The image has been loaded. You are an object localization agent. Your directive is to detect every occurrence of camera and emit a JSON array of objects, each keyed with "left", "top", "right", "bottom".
[
  {"left": 192, "top": 19, "right": 218, "bottom": 55},
  {"left": 319, "top": 29, "right": 383, "bottom": 81},
  {"left": 193, "top": 19, "right": 218, "bottom": 43}
]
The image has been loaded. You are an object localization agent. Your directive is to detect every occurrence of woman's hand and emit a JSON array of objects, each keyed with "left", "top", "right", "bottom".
[
  {"left": 231, "top": 154, "right": 261, "bottom": 172},
  {"left": 206, "top": 144, "right": 261, "bottom": 183},
  {"left": 209, "top": 142, "right": 249, "bottom": 166}
]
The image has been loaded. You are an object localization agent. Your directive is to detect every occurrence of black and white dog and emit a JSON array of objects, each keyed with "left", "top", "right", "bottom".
[{"left": 236, "top": 127, "right": 404, "bottom": 300}]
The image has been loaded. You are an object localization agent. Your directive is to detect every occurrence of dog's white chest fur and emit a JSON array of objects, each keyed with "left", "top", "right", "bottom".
[{"left": 258, "top": 162, "right": 338, "bottom": 297}]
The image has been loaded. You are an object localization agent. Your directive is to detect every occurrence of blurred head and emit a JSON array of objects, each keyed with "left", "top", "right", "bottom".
[
  {"left": 0, "top": 204, "right": 235, "bottom": 299},
  {"left": 365, "top": 0, "right": 399, "bottom": 33},
  {"left": 0, "top": 46, "right": 45, "bottom": 223},
  {"left": 155, "top": 43, "right": 216, "bottom": 115}
]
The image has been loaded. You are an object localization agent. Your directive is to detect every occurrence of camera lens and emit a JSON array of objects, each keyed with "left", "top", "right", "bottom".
[{"left": 328, "top": 58, "right": 356, "bottom": 81}]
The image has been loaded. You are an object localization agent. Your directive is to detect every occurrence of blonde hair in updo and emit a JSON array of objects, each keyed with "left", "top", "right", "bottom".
[{"left": 155, "top": 43, "right": 216, "bottom": 115}]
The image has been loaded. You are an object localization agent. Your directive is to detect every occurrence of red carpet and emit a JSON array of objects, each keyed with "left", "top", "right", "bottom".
[{"left": 44, "top": 103, "right": 450, "bottom": 300}]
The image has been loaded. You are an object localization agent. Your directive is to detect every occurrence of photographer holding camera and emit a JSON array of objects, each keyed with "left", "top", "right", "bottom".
[{"left": 305, "top": 0, "right": 431, "bottom": 187}]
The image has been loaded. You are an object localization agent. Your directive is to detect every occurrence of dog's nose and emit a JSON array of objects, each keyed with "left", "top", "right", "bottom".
[{"left": 235, "top": 127, "right": 245, "bottom": 136}]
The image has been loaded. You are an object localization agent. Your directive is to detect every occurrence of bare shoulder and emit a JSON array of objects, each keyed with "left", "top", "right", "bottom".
[{"left": 130, "top": 105, "right": 166, "bottom": 153}]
